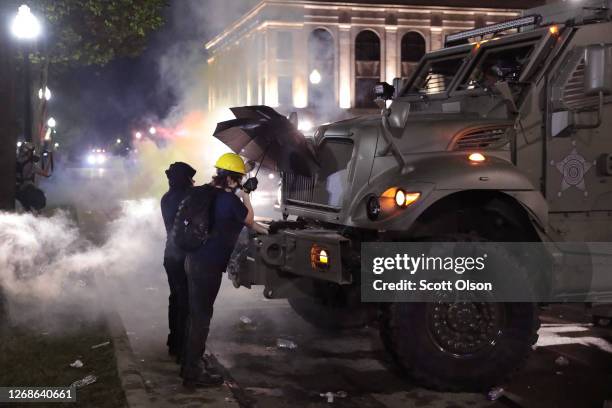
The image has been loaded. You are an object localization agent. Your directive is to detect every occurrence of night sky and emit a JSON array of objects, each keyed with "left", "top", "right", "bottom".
[{"left": 49, "top": 0, "right": 257, "bottom": 154}]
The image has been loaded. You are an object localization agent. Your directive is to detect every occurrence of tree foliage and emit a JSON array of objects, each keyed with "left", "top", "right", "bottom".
[{"left": 31, "top": 0, "right": 166, "bottom": 66}]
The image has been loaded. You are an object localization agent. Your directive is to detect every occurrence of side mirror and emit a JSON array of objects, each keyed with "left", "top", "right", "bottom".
[
  {"left": 584, "top": 45, "right": 612, "bottom": 96},
  {"left": 288, "top": 112, "right": 298, "bottom": 128},
  {"left": 373, "top": 82, "right": 395, "bottom": 101},
  {"left": 392, "top": 77, "right": 408, "bottom": 98}
]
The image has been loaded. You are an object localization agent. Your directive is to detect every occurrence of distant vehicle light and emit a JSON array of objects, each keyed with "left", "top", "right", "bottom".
[
  {"left": 469, "top": 152, "right": 486, "bottom": 162},
  {"left": 87, "top": 154, "right": 96, "bottom": 165},
  {"left": 298, "top": 119, "right": 313, "bottom": 132},
  {"left": 96, "top": 154, "right": 106, "bottom": 164}
]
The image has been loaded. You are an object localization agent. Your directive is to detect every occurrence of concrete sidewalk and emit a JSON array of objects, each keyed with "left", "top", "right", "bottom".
[{"left": 107, "top": 307, "right": 239, "bottom": 408}]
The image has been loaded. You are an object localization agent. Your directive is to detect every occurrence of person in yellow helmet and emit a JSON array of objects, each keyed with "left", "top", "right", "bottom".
[{"left": 180, "top": 152, "right": 265, "bottom": 388}]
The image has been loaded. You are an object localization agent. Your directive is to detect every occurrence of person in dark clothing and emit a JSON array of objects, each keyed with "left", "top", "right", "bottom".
[
  {"left": 161, "top": 162, "right": 196, "bottom": 359},
  {"left": 16, "top": 142, "right": 51, "bottom": 212},
  {"left": 181, "top": 153, "right": 267, "bottom": 388}
]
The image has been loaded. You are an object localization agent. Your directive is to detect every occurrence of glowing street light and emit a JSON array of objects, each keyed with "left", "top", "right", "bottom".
[
  {"left": 135, "top": 131, "right": 142, "bottom": 139},
  {"left": 309, "top": 69, "right": 322, "bottom": 85},
  {"left": 116, "top": 138, "right": 122, "bottom": 144},
  {"left": 54, "top": 142, "right": 59, "bottom": 148},
  {"left": 149, "top": 126, "right": 156, "bottom": 135},
  {"left": 38, "top": 86, "right": 51, "bottom": 100},
  {"left": 47, "top": 117, "right": 56, "bottom": 128},
  {"left": 12, "top": 5, "right": 42, "bottom": 142},
  {"left": 11, "top": 5, "right": 41, "bottom": 40}
]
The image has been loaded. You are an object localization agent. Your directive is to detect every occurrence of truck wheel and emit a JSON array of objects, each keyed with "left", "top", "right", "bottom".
[
  {"left": 380, "top": 301, "right": 539, "bottom": 391},
  {"left": 380, "top": 241, "right": 540, "bottom": 391},
  {"left": 288, "top": 297, "right": 376, "bottom": 330}
]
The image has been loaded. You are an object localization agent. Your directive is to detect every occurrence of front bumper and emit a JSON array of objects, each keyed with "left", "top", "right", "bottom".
[{"left": 230, "top": 228, "right": 353, "bottom": 298}]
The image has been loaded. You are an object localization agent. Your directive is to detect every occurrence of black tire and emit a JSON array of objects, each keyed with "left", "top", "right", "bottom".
[
  {"left": 381, "top": 302, "right": 539, "bottom": 391},
  {"left": 288, "top": 296, "right": 376, "bottom": 330},
  {"left": 379, "top": 243, "right": 540, "bottom": 391}
]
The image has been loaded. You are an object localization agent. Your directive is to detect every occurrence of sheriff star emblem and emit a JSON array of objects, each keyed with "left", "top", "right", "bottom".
[{"left": 551, "top": 147, "right": 592, "bottom": 197}]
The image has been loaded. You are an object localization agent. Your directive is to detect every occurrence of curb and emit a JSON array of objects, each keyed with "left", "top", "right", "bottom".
[{"left": 105, "top": 308, "right": 151, "bottom": 408}]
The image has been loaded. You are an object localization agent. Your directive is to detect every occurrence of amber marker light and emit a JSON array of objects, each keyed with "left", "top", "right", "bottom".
[
  {"left": 310, "top": 245, "right": 329, "bottom": 270},
  {"left": 468, "top": 152, "right": 486, "bottom": 163},
  {"left": 549, "top": 25, "right": 559, "bottom": 35}
]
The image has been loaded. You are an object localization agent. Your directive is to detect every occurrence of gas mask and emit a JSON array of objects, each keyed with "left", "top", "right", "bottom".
[{"left": 242, "top": 177, "right": 259, "bottom": 194}]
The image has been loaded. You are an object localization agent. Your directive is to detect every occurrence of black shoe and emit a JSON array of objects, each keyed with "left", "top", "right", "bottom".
[
  {"left": 202, "top": 356, "right": 220, "bottom": 375},
  {"left": 183, "top": 372, "right": 224, "bottom": 388}
]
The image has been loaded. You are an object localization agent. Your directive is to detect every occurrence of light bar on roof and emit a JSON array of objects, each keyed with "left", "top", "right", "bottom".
[{"left": 445, "top": 15, "right": 541, "bottom": 46}]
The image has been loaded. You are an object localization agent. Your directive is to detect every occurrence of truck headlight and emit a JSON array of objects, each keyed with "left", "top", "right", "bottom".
[
  {"left": 393, "top": 189, "right": 420, "bottom": 208},
  {"left": 310, "top": 244, "right": 329, "bottom": 270}
]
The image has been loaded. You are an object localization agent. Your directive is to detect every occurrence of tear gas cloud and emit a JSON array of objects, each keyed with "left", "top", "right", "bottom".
[
  {"left": 1, "top": 1, "right": 280, "bottom": 328},
  {"left": 0, "top": 200, "right": 165, "bottom": 326}
]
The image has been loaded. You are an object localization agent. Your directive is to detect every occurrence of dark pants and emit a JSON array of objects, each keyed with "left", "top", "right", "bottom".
[
  {"left": 181, "top": 255, "right": 223, "bottom": 380},
  {"left": 16, "top": 184, "right": 46, "bottom": 212},
  {"left": 163, "top": 256, "right": 189, "bottom": 355}
]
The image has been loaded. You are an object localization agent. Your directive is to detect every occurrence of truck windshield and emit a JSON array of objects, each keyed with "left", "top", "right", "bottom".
[
  {"left": 457, "top": 41, "right": 537, "bottom": 91},
  {"left": 403, "top": 52, "right": 468, "bottom": 96}
]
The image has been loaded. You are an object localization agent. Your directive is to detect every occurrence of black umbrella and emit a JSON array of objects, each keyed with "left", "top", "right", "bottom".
[{"left": 213, "top": 106, "right": 318, "bottom": 177}]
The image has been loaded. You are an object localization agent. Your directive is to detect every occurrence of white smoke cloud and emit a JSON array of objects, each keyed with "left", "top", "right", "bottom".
[
  {"left": 0, "top": 199, "right": 165, "bottom": 325},
  {"left": 1, "top": 0, "right": 280, "bottom": 329}
]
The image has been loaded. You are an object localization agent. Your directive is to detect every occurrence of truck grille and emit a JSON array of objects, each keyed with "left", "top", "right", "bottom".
[
  {"left": 454, "top": 127, "right": 509, "bottom": 150},
  {"left": 282, "top": 138, "right": 354, "bottom": 211},
  {"left": 562, "top": 60, "right": 600, "bottom": 111},
  {"left": 283, "top": 173, "right": 316, "bottom": 203}
]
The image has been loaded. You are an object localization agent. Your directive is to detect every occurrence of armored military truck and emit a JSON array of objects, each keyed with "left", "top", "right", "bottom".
[{"left": 228, "top": 0, "right": 612, "bottom": 390}]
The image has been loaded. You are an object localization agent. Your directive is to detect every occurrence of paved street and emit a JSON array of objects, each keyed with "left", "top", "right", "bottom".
[{"left": 109, "top": 269, "right": 612, "bottom": 408}]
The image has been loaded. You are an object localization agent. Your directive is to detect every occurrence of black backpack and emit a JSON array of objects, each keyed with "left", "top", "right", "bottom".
[{"left": 171, "top": 184, "right": 219, "bottom": 252}]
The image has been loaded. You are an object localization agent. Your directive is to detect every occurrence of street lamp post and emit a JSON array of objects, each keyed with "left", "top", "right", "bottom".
[{"left": 11, "top": 5, "right": 41, "bottom": 143}]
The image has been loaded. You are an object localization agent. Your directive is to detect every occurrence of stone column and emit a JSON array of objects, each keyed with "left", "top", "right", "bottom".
[
  {"left": 430, "top": 27, "right": 444, "bottom": 51},
  {"left": 338, "top": 25, "right": 351, "bottom": 109},
  {"left": 385, "top": 26, "right": 398, "bottom": 83},
  {"left": 265, "top": 29, "right": 279, "bottom": 107},
  {"left": 430, "top": 12, "right": 444, "bottom": 51},
  {"left": 292, "top": 28, "right": 308, "bottom": 108}
]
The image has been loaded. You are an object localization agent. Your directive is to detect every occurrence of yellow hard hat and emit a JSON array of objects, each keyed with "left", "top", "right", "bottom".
[{"left": 215, "top": 153, "right": 246, "bottom": 175}]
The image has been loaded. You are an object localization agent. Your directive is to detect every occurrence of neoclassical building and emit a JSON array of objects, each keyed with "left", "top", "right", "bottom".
[{"left": 205, "top": 0, "right": 544, "bottom": 113}]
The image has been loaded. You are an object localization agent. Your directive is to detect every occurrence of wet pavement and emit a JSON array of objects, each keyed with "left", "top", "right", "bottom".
[{"left": 110, "top": 270, "right": 612, "bottom": 408}]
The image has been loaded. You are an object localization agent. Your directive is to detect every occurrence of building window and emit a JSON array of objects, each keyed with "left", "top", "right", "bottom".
[
  {"left": 401, "top": 32, "right": 426, "bottom": 78},
  {"left": 355, "top": 30, "right": 380, "bottom": 108},
  {"left": 308, "top": 28, "right": 335, "bottom": 109},
  {"left": 277, "top": 31, "right": 293, "bottom": 60},
  {"left": 278, "top": 76, "right": 293, "bottom": 106}
]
